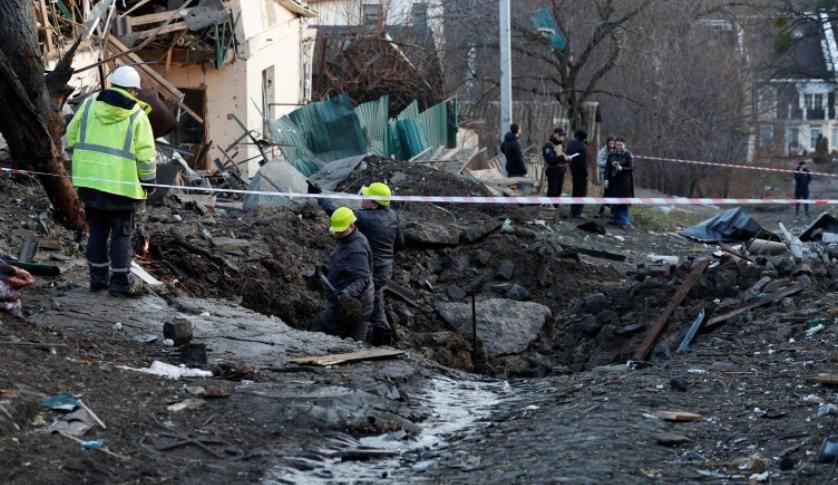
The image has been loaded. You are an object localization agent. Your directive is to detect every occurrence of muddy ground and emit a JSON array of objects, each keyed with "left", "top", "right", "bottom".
[{"left": 1, "top": 160, "right": 838, "bottom": 483}]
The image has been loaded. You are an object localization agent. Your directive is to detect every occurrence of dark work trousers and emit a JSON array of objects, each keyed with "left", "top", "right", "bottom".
[
  {"left": 546, "top": 167, "right": 566, "bottom": 208},
  {"left": 369, "top": 280, "right": 392, "bottom": 346},
  {"left": 85, "top": 206, "right": 135, "bottom": 291},
  {"left": 795, "top": 188, "right": 810, "bottom": 216},
  {"left": 315, "top": 301, "right": 369, "bottom": 342},
  {"left": 571, "top": 176, "right": 588, "bottom": 217}
]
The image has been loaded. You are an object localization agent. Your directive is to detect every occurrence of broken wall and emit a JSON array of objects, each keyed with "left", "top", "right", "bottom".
[{"left": 154, "top": 0, "right": 311, "bottom": 177}]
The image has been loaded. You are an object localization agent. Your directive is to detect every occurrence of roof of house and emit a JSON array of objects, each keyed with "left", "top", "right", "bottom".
[{"left": 771, "top": 13, "right": 837, "bottom": 80}]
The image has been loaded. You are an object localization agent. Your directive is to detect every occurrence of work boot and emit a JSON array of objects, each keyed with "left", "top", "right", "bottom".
[
  {"left": 109, "top": 280, "right": 145, "bottom": 298},
  {"left": 90, "top": 282, "right": 108, "bottom": 293}
]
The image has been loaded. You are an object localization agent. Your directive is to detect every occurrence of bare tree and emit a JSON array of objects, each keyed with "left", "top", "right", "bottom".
[{"left": 0, "top": 0, "right": 84, "bottom": 229}]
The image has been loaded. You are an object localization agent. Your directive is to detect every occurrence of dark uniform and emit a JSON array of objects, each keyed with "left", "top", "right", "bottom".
[
  {"left": 542, "top": 141, "right": 567, "bottom": 207},
  {"left": 502, "top": 132, "right": 527, "bottom": 177},
  {"left": 604, "top": 150, "right": 634, "bottom": 227},
  {"left": 566, "top": 137, "right": 589, "bottom": 218},
  {"left": 315, "top": 229, "right": 375, "bottom": 342},
  {"left": 319, "top": 199, "right": 404, "bottom": 345}
]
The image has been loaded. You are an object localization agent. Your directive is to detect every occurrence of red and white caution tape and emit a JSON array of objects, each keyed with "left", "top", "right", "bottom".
[
  {"left": 4, "top": 167, "right": 838, "bottom": 205},
  {"left": 635, "top": 155, "right": 838, "bottom": 178}
]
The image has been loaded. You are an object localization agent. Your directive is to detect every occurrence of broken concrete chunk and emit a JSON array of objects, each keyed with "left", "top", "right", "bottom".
[
  {"left": 447, "top": 286, "right": 466, "bottom": 301},
  {"left": 404, "top": 221, "right": 462, "bottom": 246},
  {"left": 595, "top": 309, "right": 618, "bottom": 326},
  {"left": 582, "top": 293, "right": 609, "bottom": 313},
  {"left": 794, "top": 264, "right": 813, "bottom": 276},
  {"left": 163, "top": 318, "right": 194, "bottom": 346},
  {"left": 537, "top": 266, "right": 553, "bottom": 288},
  {"left": 494, "top": 260, "right": 515, "bottom": 280},
  {"left": 654, "top": 410, "right": 703, "bottom": 422},
  {"left": 436, "top": 299, "right": 551, "bottom": 356},
  {"left": 580, "top": 314, "right": 603, "bottom": 336},
  {"left": 211, "top": 237, "right": 251, "bottom": 251},
  {"left": 505, "top": 284, "right": 530, "bottom": 301}
]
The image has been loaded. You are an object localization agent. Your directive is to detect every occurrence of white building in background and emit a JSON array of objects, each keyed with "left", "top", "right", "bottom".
[{"left": 307, "top": 0, "right": 445, "bottom": 50}]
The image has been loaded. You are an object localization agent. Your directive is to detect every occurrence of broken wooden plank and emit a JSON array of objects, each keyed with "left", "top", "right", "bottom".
[
  {"left": 634, "top": 259, "right": 710, "bottom": 361},
  {"left": 561, "top": 244, "right": 627, "bottom": 262},
  {"left": 131, "top": 261, "right": 163, "bottom": 286},
  {"left": 703, "top": 284, "right": 804, "bottom": 331},
  {"left": 290, "top": 349, "right": 405, "bottom": 367},
  {"left": 807, "top": 373, "right": 838, "bottom": 386},
  {"left": 37, "top": 238, "right": 62, "bottom": 251},
  {"left": 384, "top": 283, "right": 419, "bottom": 308},
  {"left": 106, "top": 35, "right": 204, "bottom": 124},
  {"left": 719, "top": 243, "right": 753, "bottom": 264},
  {"left": 778, "top": 222, "right": 805, "bottom": 260},
  {"left": 655, "top": 410, "right": 704, "bottom": 422},
  {"left": 18, "top": 239, "right": 40, "bottom": 264}
]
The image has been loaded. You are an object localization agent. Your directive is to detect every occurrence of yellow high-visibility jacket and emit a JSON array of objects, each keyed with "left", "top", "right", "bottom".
[{"left": 67, "top": 87, "right": 156, "bottom": 200}]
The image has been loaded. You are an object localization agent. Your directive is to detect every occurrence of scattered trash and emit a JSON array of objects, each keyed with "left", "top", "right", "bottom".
[
  {"left": 749, "top": 471, "right": 769, "bottom": 482},
  {"left": 112, "top": 322, "right": 123, "bottom": 331},
  {"left": 118, "top": 361, "right": 213, "bottom": 380},
  {"left": 807, "top": 324, "right": 825, "bottom": 336},
  {"left": 41, "top": 394, "right": 78, "bottom": 412},
  {"left": 818, "top": 403, "right": 838, "bottom": 417},
  {"left": 132, "top": 334, "right": 159, "bottom": 344},
  {"left": 804, "top": 394, "right": 824, "bottom": 403},
  {"left": 167, "top": 399, "right": 206, "bottom": 412},
  {"left": 163, "top": 339, "right": 175, "bottom": 348},
  {"left": 640, "top": 468, "right": 663, "bottom": 478},
  {"left": 818, "top": 435, "right": 838, "bottom": 463},
  {"left": 654, "top": 410, "right": 704, "bottom": 422}
]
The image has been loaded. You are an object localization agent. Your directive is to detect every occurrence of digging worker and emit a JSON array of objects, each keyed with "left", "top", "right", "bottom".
[
  {"left": 66, "top": 66, "right": 157, "bottom": 297},
  {"left": 502, "top": 124, "right": 527, "bottom": 177},
  {"left": 314, "top": 207, "right": 375, "bottom": 342},
  {"left": 542, "top": 127, "right": 568, "bottom": 210},
  {"left": 567, "top": 130, "right": 589, "bottom": 219},
  {"left": 310, "top": 182, "right": 404, "bottom": 346}
]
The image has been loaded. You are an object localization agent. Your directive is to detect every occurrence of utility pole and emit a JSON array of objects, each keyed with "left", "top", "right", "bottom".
[{"left": 499, "top": 0, "right": 512, "bottom": 138}]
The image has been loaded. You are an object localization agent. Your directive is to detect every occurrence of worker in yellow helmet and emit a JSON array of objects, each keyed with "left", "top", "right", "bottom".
[
  {"left": 314, "top": 207, "right": 375, "bottom": 342},
  {"left": 66, "top": 65, "right": 156, "bottom": 298},
  {"left": 309, "top": 181, "right": 404, "bottom": 346}
]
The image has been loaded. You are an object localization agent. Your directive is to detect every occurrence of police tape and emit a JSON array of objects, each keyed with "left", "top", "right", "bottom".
[
  {"left": 635, "top": 155, "right": 838, "bottom": 178},
  {"left": 4, "top": 167, "right": 838, "bottom": 206}
]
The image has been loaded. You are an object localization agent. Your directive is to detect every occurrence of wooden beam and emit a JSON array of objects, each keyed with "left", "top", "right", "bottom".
[
  {"left": 703, "top": 284, "right": 804, "bottom": 331},
  {"left": 39, "top": 0, "right": 54, "bottom": 54},
  {"left": 130, "top": 21, "right": 188, "bottom": 41},
  {"left": 119, "top": 0, "right": 154, "bottom": 19},
  {"left": 106, "top": 35, "right": 204, "bottom": 124},
  {"left": 290, "top": 349, "right": 405, "bottom": 366},
  {"left": 634, "top": 259, "right": 710, "bottom": 361}
]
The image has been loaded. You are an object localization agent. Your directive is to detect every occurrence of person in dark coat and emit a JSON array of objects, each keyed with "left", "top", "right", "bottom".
[
  {"left": 794, "top": 161, "right": 812, "bottom": 217},
  {"left": 314, "top": 182, "right": 404, "bottom": 346},
  {"left": 604, "top": 137, "right": 634, "bottom": 228},
  {"left": 314, "top": 207, "right": 375, "bottom": 342},
  {"left": 566, "top": 130, "right": 589, "bottom": 218},
  {"left": 542, "top": 127, "right": 567, "bottom": 210},
  {"left": 502, "top": 124, "right": 527, "bottom": 177}
]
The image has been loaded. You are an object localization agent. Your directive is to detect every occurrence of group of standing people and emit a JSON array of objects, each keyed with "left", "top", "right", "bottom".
[{"left": 502, "top": 125, "right": 635, "bottom": 228}]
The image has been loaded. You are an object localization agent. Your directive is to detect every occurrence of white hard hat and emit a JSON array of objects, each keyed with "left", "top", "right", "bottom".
[{"left": 108, "top": 65, "right": 141, "bottom": 90}]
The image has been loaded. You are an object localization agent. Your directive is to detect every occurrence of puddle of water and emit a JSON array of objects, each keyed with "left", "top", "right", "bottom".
[{"left": 263, "top": 377, "right": 509, "bottom": 484}]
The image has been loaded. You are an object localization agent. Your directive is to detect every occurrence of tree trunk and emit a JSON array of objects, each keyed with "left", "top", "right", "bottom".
[{"left": 0, "top": 0, "right": 84, "bottom": 229}]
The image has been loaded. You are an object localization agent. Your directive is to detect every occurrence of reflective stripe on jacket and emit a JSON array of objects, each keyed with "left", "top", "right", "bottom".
[{"left": 67, "top": 88, "right": 156, "bottom": 200}]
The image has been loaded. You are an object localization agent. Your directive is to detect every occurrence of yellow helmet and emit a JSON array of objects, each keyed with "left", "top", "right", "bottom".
[
  {"left": 330, "top": 207, "right": 357, "bottom": 233},
  {"left": 360, "top": 182, "right": 392, "bottom": 207}
]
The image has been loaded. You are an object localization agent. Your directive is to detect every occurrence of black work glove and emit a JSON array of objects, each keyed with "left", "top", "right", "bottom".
[
  {"left": 337, "top": 292, "right": 362, "bottom": 322},
  {"left": 307, "top": 181, "right": 322, "bottom": 194}
]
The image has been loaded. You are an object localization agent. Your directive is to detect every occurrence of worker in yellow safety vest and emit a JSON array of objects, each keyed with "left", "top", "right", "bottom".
[{"left": 66, "top": 65, "right": 157, "bottom": 297}]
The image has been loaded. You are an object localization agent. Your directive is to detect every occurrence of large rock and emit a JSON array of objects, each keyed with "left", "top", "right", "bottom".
[
  {"left": 436, "top": 298, "right": 551, "bottom": 357},
  {"left": 404, "top": 221, "right": 462, "bottom": 246}
]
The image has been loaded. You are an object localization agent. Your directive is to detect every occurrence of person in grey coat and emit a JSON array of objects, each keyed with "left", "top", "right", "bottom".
[{"left": 314, "top": 207, "right": 375, "bottom": 342}]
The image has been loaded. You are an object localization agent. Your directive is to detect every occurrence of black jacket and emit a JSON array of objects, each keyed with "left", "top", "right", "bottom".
[
  {"left": 794, "top": 169, "right": 812, "bottom": 197},
  {"left": 327, "top": 229, "right": 374, "bottom": 302},
  {"left": 604, "top": 150, "right": 634, "bottom": 198},
  {"left": 78, "top": 89, "right": 154, "bottom": 212},
  {"left": 502, "top": 132, "right": 527, "bottom": 177},
  {"left": 566, "top": 138, "right": 589, "bottom": 179},
  {"left": 320, "top": 199, "right": 404, "bottom": 281}
]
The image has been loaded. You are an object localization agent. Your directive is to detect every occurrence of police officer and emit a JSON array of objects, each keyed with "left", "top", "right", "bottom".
[
  {"left": 312, "top": 182, "right": 404, "bottom": 346},
  {"left": 66, "top": 66, "right": 157, "bottom": 297},
  {"left": 314, "top": 207, "right": 375, "bottom": 342},
  {"left": 542, "top": 128, "right": 567, "bottom": 210}
]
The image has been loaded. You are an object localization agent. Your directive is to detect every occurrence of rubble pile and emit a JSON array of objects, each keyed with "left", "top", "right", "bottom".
[{"left": 548, "top": 244, "right": 838, "bottom": 371}]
